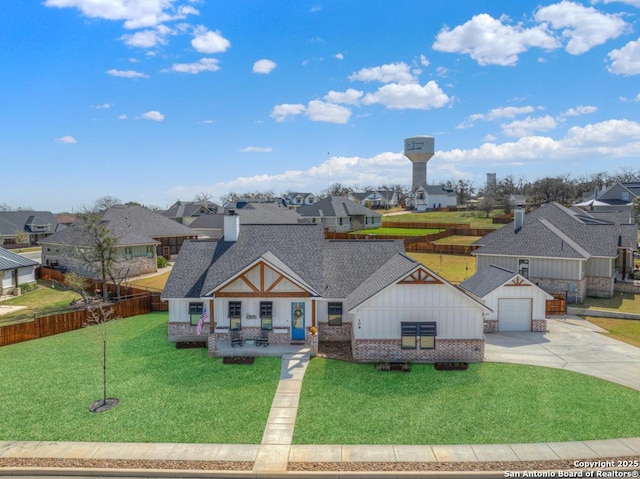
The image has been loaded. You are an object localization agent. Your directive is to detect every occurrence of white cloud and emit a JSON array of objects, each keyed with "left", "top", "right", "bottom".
[
  {"left": 501, "top": 115, "right": 557, "bottom": 137},
  {"left": 239, "top": 146, "right": 273, "bottom": 153},
  {"left": 140, "top": 110, "right": 165, "bottom": 121},
  {"left": 118, "top": 114, "right": 128, "bottom": 120},
  {"left": 596, "top": 0, "right": 640, "bottom": 6},
  {"left": 270, "top": 103, "right": 306, "bottom": 122},
  {"left": 560, "top": 105, "right": 597, "bottom": 117},
  {"left": 305, "top": 101, "right": 351, "bottom": 124},
  {"left": 120, "top": 26, "right": 172, "bottom": 48},
  {"left": 362, "top": 81, "right": 450, "bottom": 110},
  {"left": 348, "top": 62, "right": 415, "bottom": 84},
  {"left": 253, "top": 59, "right": 277, "bottom": 74},
  {"left": 55, "top": 135, "right": 77, "bottom": 144},
  {"left": 607, "top": 38, "right": 640, "bottom": 75},
  {"left": 534, "top": 1, "right": 628, "bottom": 55},
  {"left": 419, "top": 54, "right": 430, "bottom": 67},
  {"left": 334, "top": 53, "right": 344, "bottom": 60},
  {"left": 93, "top": 103, "right": 112, "bottom": 109},
  {"left": 562, "top": 119, "right": 640, "bottom": 146},
  {"left": 432, "top": 13, "right": 559, "bottom": 66},
  {"left": 458, "top": 105, "right": 538, "bottom": 128},
  {"left": 323, "top": 88, "right": 363, "bottom": 105},
  {"left": 107, "top": 69, "right": 149, "bottom": 78},
  {"left": 191, "top": 27, "right": 231, "bottom": 54},
  {"left": 165, "top": 58, "right": 220, "bottom": 74},
  {"left": 44, "top": 0, "right": 199, "bottom": 30}
]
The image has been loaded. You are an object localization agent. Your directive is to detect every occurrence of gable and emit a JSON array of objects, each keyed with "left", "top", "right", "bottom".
[
  {"left": 398, "top": 267, "right": 443, "bottom": 285},
  {"left": 214, "top": 260, "right": 310, "bottom": 298}
]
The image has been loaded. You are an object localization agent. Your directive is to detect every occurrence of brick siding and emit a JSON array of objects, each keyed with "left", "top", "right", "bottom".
[
  {"left": 532, "top": 319, "right": 547, "bottom": 332},
  {"left": 484, "top": 320, "right": 498, "bottom": 333},
  {"left": 168, "top": 321, "right": 209, "bottom": 342},
  {"left": 352, "top": 338, "right": 484, "bottom": 363},
  {"left": 586, "top": 276, "right": 614, "bottom": 298},
  {"left": 318, "top": 322, "right": 352, "bottom": 341}
]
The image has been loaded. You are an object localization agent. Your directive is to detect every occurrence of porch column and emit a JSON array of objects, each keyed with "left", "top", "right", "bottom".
[
  {"left": 311, "top": 299, "right": 316, "bottom": 327},
  {"left": 209, "top": 299, "right": 215, "bottom": 332}
]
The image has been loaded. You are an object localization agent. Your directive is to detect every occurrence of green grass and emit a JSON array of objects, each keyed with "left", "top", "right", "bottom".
[
  {"left": 432, "top": 235, "right": 483, "bottom": 245},
  {"left": 0, "top": 280, "right": 81, "bottom": 324},
  {"left": 129, "top": 271, "right": 171, "bottom": 292},
  {"left": 581, "top": 293, "right": 640, "bottom": 314},
  {"left": 350, "top": 227, "right": 444, "bottom": 236},
  {"left": 294, "top": 359, "right": 640, "bottom": 445},
  {"left": 585, "top": 316, "right": 640, "bottom": 348},
  {"left": 383, "top": 210, "right": 504, "bottom": 229},
  {"left": 407, "top": 252, "right": 475, "bottom": 283},
  {"left": 0, "top": 312, "right": 280, "bottom": 443}
]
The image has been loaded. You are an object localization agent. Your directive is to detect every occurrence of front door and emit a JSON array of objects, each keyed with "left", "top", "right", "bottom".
[{"left": 291, "top": 302, "right": 305, "bottom": 340}]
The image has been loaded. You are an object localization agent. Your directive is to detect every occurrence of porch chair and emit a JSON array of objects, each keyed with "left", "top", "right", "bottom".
[
  {"left": 256, "top": 329, "right": 269, "bottom": 347},
  {"left": 231, "top": 329, "right": 243, "bottom": 347}
]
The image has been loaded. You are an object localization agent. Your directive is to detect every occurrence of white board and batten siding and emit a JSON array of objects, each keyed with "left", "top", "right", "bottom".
[
  {"left": 352, "top": 283, "right": 484, "bottom": 341},
  {"left": 169, "top": 297, "right": 310, "bottom": 330},
  {"left": 476, "top": 255, "right": 584, "bottom": 280}
]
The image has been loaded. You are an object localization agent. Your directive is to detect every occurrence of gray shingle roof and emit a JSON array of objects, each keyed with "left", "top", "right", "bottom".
[
  {"left": 458, "top": 265, "right": 517, "bottom": 298},
  {"left": 0, "top": 247, "right": 39, "bottom": 271},
  {"left": 345, "top": 253, "right": 417, "bottom": 310},
  {"left": 162, "top": 200, "right": 219, "bottom": 219},
  {"left": 0, "top": 211, "right": 60, "bottom": 236},
  {"left": 473, "top": 202, "right": 629, "bottom": 259},
  {"left": 40, "top": 205, "right": 196, "bottom": 247},
  {"left": 322, "top": 240, "right": 405, "bottom": 298},
  {"left": 297, "top": 196, "right": 381, "bottom": 218}
]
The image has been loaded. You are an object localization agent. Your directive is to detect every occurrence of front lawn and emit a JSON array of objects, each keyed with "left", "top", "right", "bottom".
[
  {"left": 581, "top": 293, "right": 640, "bottom": 314},
  {"left": 585, "top": 316, "right": 640, "bottom": 348},
  {"left": 407, "top": 252, "right": 475, "bottom": 283},
  {"left": 0, "top": 312, "right": 280, "bottom": 443},
  {"left": 432, "top": 235, "right": 483, "bottom": 245},
  {"left": 129, "top": 271, "right": 171, "bottom": 292},
  {"left": 294, "top": 359, "right": 640, "bottom": 445}
]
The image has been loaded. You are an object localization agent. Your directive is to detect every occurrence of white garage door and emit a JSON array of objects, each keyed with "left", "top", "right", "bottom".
[{"left": 498, "top": 298, "right": 532, "bottom": 332}]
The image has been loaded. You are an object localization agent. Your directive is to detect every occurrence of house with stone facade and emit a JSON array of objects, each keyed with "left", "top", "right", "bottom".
[
  {"left": 0, "top": 211, "right": 61, "bottom": 248},
  {"left": 162, "top": 213, "right": 489, "bottom": 362},
  {"left": 40, "top": 205, "right": 197, "bottom": 279},
  {"left": 472, "top": 202, "right": 637, "bottom": 302}
]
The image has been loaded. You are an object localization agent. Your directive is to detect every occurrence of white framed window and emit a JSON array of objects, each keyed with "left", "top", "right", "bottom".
[
  {"left": 401, "top": 322, "right": 436, "bottom": 350},
  {"left": 518, "top": 258, "right": 530, "bottom": 278}
]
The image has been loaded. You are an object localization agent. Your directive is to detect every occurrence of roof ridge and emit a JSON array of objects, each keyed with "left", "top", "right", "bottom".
[{"left": 538, "top": 218, "right": 590, "bottom": 258}]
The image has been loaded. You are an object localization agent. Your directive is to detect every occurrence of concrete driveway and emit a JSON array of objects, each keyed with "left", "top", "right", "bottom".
[{"left": 484, "top": 317, "right": 640, "bottom": 391}]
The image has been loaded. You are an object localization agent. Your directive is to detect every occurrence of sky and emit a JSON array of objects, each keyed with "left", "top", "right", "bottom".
[{"left": 2, "top": 0, "right": 640, "bottom": 212}]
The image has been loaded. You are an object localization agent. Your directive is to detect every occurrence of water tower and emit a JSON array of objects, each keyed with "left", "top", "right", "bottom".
[{"left": 404, "top": 136, "right": 434, "bottom": 191}]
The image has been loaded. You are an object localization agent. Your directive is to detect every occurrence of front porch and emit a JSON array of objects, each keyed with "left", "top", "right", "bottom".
[{"left": 208, "top": 327, "right": 318, "bottom": 357}]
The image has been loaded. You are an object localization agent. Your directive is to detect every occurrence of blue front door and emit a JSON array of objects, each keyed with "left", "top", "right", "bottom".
[{"left": 291, "top": 302, "right": 305, "bottom": 340}]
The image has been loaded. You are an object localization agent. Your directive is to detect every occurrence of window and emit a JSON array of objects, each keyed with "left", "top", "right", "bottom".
[
  {"left": 328, "top": 302, "right": 343, "bottom": 325},
  {"left": 146, "top": 246, "right": 154, "bottom": 258},
  {"left": 401, "top": 322, "right": 436, "bottom": 350},
  {"left": 622, "top": 192, "right": 629, "bottom": 201},
  {"left": 518, "top": 259, "right": 529, "bottom": 278},
  {"left": 189, "top": 302, "right": 203, "bottom": 326},
  {"left": 260, "top": 301, "right": 273, "bottom": 330},
  {"left": 124, "top": 247, "right": 133, "bottom": 260},
  {"left": 229, "top": 301, "right": 241, "bottom": 330}
]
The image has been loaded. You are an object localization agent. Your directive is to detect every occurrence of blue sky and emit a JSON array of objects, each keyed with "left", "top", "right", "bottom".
[{"left": 2, "top": 0, "right": 640, "bottom": 212}]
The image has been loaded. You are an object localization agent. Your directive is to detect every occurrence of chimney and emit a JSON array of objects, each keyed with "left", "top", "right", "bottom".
[
  {"left": 224, "top": 210, "right": 240, "bottom": 242},
  {"left": 514, "top": 208, "right": 525, "bottom": 232}
]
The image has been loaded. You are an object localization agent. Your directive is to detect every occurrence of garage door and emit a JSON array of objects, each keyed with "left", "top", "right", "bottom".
[{"left": 498, "top": 298, "right": 532, "bottom": 332}]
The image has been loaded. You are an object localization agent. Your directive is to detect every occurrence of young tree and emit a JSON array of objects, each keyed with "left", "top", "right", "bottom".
[
  {"left": 87, "top": 303, "right": 119, "bottom": 413},
  {"left": 75, "top": 212, "right": 119, "bottom": 302},
  {"left": 64, "top": 272, "right": 92, "bottom": 309},
  {"left": 480, "top": 194, "right": 496, "bottom": 218}
]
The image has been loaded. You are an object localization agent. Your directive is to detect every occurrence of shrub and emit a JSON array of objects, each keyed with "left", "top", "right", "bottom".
[
  {"left": 157, "top": 256, "right": 169, "bottom": 268},
  {"left": 18, "top": 282, "right": 38, "bottom": 293},
  {"left": 634, "top": 271, "right": 640, "bottom": 281}
]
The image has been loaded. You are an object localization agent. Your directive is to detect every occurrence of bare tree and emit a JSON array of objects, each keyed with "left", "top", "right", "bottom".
[
  {"left": 64, "top": 272, "right": 92, "bottom": 309},
  {"left": 93, "top": 196, "right": 121, "bottom": 212},
  {"left": 480, "top": 194, "right": 496, "bottom": 218},
  {"left": 75, "top": 211, "right": 119, "bottom": 302},
  {"left": 194, "top": 192, "right": 213, "bottom": 202},
  {"left": 86, "top": 303, "right": 119, "bottom": 413}
]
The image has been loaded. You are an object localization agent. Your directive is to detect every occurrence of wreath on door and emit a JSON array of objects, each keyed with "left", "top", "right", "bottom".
[{"left": 293, "top": 307, "right": 303, "bottom": 320}]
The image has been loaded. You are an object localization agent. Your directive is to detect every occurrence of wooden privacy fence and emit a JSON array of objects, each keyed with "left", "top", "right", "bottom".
[{"left": 545, "top": 293, "right": 567, "bottom": 315}]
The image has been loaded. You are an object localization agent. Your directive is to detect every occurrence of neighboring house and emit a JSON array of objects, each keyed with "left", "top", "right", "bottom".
[
  {"left": 0, "top": 211, "right": 61, "bottom": 248},
  {"left": 283, "top": 192, "right": 317, "bottom": 208},
  {"left": 162, "top": 200, "right": 219, "bottom": 226},
  {"left": 55, "top": 213, "right": 76, "bottom": 227},
  {"left": 460, "top": 264, "right": 553, "bottom": 333},
  {"left": 40, "top": 205, "right": 197, "bottom": 278},
  {"left": 472, "top": 202, "right": 637, "bottom": 302},
  {"left": 406, "top": 185, "right": 457, "bottom": 212},
  {"left": 162, "top": 215, "right": 490, "bottom": 362},
  {"left": 577, "top": 181, "right": 639, "bottom": 212},
  {"left": 349, "top": 190, "right": 399, "bottom": 209},
  {"left": 296, "top": 196, "right": 382, "bottom": 232},
  {"left": 0, "top": 247, "right": 38, "bottom": 295},
  {"left": 189, "top": 203, "right": 305, "bottom": 239}
]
